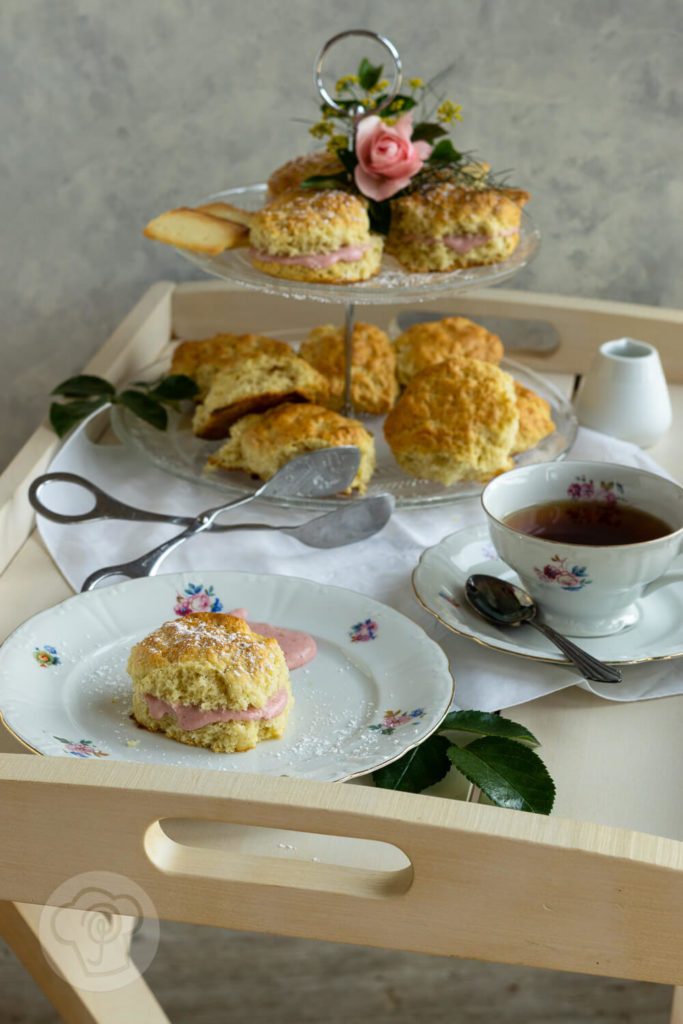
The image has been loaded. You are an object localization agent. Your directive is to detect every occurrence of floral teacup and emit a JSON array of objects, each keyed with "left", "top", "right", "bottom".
[{"left": 481, "top": 461, "right": 683, "bottom": 636}]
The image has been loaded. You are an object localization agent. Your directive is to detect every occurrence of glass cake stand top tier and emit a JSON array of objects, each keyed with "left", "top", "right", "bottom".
[{"left": 175, "top": 184, "right": 540, "bottom": 305}]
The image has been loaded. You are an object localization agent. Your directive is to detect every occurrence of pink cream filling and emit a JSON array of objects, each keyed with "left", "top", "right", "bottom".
[
  {"left": 250, "top": 243, "right": 370, "bottom": 270},
  {"left": 228, "top": 608, "right": 317, "bottom": 669},
  {"left": 399, "top": 228, "right": 519, "bottom": 254},
  {"left": 144, "top": 686, "right": 289, "bottom": 731}
]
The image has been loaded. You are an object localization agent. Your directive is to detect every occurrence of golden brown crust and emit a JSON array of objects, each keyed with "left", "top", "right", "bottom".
[
  {"left": 142, "top": 207, "right": 249, "bottom": 254},
  {"left": 191, "top": 352, "right": 329, "bottom": 439},
  {"left": 386, "top": 184, "right": 530, "bottom": 272},
  {"left": 511, "top": 380, "right": 555, "bottom": 455},
  {"left": 298, "top": 322, "right": 398, "bottom": 415},
  {"left": 206, "top": 402, "right": 376, "bottom": 493},
  {"left": 128, "top": 613, "right": 282, "bottom": 701},
  {"left": 170, "top": 333, "right": 294, "bottom": 399},
  {"left": 267, "top": 151, "right": 344, "bottom": 198},
  {"left": 383, "top": 356, "right": 519, "bottom": 484},
  {"left": 393, "top": 316, "right": 504, "bottom": 386},
  {"left": 249, "top": 189, "right": 383, "bottom": 284}
]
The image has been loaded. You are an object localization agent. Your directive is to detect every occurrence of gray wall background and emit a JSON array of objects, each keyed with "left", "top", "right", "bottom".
[{"left": 1, "top": 0, "right": 682, "bottom": 471}]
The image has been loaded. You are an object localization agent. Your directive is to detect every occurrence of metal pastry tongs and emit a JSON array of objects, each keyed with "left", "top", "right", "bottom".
[{"left": 28, "top": 448, "right": 394, "bottom": 591}]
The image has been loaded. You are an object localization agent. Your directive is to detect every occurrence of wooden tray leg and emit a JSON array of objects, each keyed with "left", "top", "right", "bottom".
[
  {"left": 671, "top": 987, "right": 683, "bottom": 1024},
  {"left": 0, "top": 900, "right": 169, "bottom": 1024}
]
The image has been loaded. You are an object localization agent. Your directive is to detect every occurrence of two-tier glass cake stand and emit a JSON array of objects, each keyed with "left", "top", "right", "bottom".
[{"left": 115, "top": 31, "right": 576, "bottom": 509}]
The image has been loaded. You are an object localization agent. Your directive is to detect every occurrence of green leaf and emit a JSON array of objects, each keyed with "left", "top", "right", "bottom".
[
  {"left": 447, "top": 737, "right": 555, "bottom": 814},
  {"left": 116, "top": 390, "right": 168, "bottom": 431},
  {"left": 49, "top": 398, "right": 108, "bottom": 438},
  {"left": 148, "top": 374, "right": 199, "bottom": 402},
  {"left": 411, "top": 121, "right": 448, "bottom": 143},
  {"left": 51, "top": 375, "right": 116, "bottom": 399},
  {"left": 439, "top": 710, "right": 540, "bottom": 747},
  {"left": 336, "top": 147, "right": 358, "bottom": 174},
  {"left": 367, "top": 199, "right": 391, "bottom": 236},
  {"left": 382, "top": 94, "right": 418, "bottom": 115},
  {"left": 428, "top": 139, "right": 462, "bottom": 164},
  {"left": 373, "top": 733, "right": 451, "bottom": 793},
  {"left": 358, "top": 57, "right": 383, "bottom": 91},
  {"left": 300, "top": 172, "right": 350, "bottom": 190}
]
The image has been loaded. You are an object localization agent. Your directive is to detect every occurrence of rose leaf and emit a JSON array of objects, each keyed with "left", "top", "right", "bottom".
[
  {"left": 358, "top": 58, "right": 383, "bottom": 91},
  {"left": 51, "top": 375, "right": 116, "bottom": 399},
  {"left": 447, "top": 737, "right": 556, "bottom": 814},
  {"left": 372, "top": 733, "right": 451, "bottom": 793},
  {"left": 439, "top": 710, "right": 540, "bottom": 747},
  {"left": 428, "top": 139, "right": 462, "bottom": 164},
  {"left": 49, "top": 398, "right": 109, "bottom": 438},
  {"left": 148, "top": 374, "right": 199, "bottom": 402},
  {"left": 412, "top": 122, "right": 448, "bottom": 143},
  {"left": 116, "top": 390, "right": 168, "bottom": 430}
]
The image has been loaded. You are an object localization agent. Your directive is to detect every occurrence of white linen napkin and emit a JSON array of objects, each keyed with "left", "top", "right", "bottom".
[{"left": 36, "top": 417, "right": 683, "bottom": 711}]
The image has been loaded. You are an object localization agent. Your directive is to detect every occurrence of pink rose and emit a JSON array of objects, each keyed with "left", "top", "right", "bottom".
[{"left": 354, "top": 114, "right": 432, "bottom": 202}]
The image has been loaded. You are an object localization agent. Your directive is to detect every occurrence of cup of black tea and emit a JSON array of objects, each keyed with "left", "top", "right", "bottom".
[{"left": 481, "top": 461, "right": 683, "bottom": 636}]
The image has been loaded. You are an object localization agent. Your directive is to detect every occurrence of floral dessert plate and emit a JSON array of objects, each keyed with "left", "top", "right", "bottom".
[
  {"left": 0, "top": 571, "right": 453, "bottom": 781},
  {"left": 173, "top": 183, "right": 541, "bottom": 305},
  {"left": 412, "top": 523, "right": 683, "bottom": 665}
]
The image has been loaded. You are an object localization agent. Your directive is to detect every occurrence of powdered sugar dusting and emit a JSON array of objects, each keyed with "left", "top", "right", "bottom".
[{"left": 133, "top": 614, "right": 282, "bottom": 675}]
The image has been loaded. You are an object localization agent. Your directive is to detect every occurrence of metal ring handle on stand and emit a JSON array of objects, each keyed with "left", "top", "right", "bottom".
[
  {"left": 313, "top": 29, "right": 403, "bottom": 121},
  {"left": 314, "top": 30, "right": 404, "bottom": 416}
]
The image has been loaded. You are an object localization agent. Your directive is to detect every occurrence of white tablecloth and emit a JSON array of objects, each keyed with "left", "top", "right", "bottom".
[{"left": 37, "top": 417, "right": 683, "bottom": 711}]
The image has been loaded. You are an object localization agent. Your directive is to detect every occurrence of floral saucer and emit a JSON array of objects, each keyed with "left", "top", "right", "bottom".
[{"left": 412, "top": 524, "right": 683, "bottom": 665}]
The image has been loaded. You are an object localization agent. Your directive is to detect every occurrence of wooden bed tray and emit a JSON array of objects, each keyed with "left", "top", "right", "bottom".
[{"left": 1, "top": 281, "right": 681, "bottom": 1023}]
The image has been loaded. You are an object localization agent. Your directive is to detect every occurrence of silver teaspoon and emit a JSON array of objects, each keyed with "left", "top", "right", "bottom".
[{"left": 465, "top": 574, "right": 622, "bottom": 684}]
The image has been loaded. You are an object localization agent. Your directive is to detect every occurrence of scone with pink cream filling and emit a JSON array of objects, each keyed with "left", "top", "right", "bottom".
[
  {"left": 128, "top": 612, "right": 292, "bottom": 753},
  {"left": 386, "top": 183, "right": 530, "bottom": 272},
  {"left": 249, "top": 189, "right": 383, "bottom": 284}
]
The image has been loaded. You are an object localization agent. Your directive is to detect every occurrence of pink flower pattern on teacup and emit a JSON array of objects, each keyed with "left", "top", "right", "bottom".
[
  {"left": 566, "top": 476, "right": 625, "bottom": 504},
  {"left": 534, "top": 555, "right": 592, "bottom": 590}
]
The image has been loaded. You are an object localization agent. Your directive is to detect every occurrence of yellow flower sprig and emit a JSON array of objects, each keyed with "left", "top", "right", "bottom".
[{"left": 309, "top": 57, "right": 463, "bottom": 154}]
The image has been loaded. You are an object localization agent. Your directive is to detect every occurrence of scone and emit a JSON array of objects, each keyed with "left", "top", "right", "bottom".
[
  {"left": 249, "top": 189, "right": 384, "bottom": 284},
  {"left": 267, "top": 151, "right": 344, "bottom": 199},
  {"left": 386, "top": 183, "right": 530, "bottom": 272},
  {"left": 383, "top": 356, "right": 519, "bottom": 484},
  {"left": 128, "top": 612, "right": 293, "bottom": 753},
  {"left": 191, "top": 351, "right": 329, "bottom": 440},
  {"left": 171, "top": 333, "right": 294, "bottom": 400},
  {"left": 393, "top": 316, "right": 504, "bottom": 387},
  {"left": 511, "top": 380, "right": 555, "bottom": 455},
  {"left": 298, "top": 322, "right": 398, "bottom": 415},
  {"left": 206, "top": 402, "right": 376, "bottom": 493}
]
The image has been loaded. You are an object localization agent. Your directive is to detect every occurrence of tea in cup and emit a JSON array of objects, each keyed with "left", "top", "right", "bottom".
[{"left": 481, "top": 461, "right": 683, "bottom": 636}]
